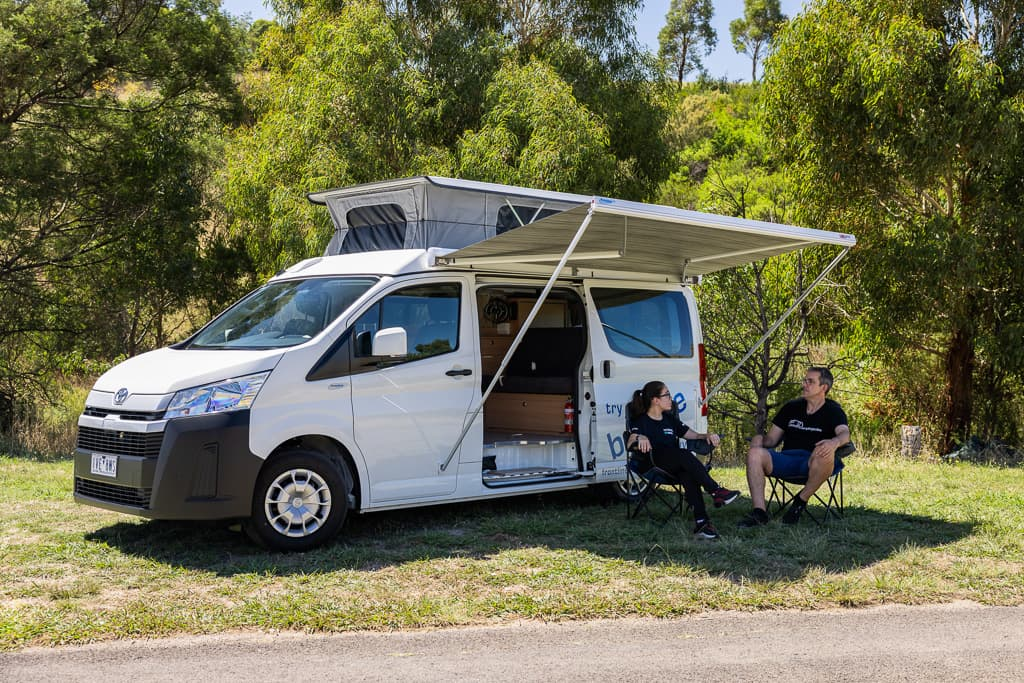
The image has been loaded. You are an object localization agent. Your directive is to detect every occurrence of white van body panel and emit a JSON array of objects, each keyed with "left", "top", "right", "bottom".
[
  {"left": 278, "top": 249, "right": 450, "bottom": 280},
  {"left": 584, "top": 281, "right": 705, "bottom": 483},
  {"left": 348, "top": 274, "right": 479, "bottom": 504},
  {"left": 247, "top": 333, "right": 355, "bottom": 455},
  {"left": 90, "top": 347, "right": 284, "bottom": 407}
]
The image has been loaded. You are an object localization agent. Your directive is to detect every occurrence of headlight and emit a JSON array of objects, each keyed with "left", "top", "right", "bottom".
[{"left": 165, "top": 371, "right": 271, "bottom": 419}]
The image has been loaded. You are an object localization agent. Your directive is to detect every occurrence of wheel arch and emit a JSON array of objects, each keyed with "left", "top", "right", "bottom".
[{"left": 266, "top": 434, "right": 363, "bottom": 513}]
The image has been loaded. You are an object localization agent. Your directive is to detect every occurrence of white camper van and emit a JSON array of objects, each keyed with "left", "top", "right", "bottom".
[{"left": 74, "top": 177, "right": 855, "bottom": 550}]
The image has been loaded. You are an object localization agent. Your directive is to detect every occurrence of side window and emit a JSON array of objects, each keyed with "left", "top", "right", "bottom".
[
  {"left": 591, "top": 288, "right": 694, "bottom": 358},
  {"left": 341, "top": 204, "right": 407, "bottom": 253},
  {"left": 496, "top": 205, "right": 560, "bottom": 235},
  {"left": 353, "top": 283, "right": 461, "bottom": 361}
]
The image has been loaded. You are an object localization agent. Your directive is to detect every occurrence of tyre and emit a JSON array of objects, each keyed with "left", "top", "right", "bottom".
[
  {"left": 243, "top": 449, "right": 352, "bottom": 552},
  {"left": 592, "top": 476, "right": 648, "bottom": 504}
]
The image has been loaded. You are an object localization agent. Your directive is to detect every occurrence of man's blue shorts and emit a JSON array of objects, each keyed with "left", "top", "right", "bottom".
[{"left": 768, "top": 449, "right": 844, "bottom": 479}]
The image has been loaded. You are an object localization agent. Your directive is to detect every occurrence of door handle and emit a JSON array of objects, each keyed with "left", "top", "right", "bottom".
[{"left": 445, "top": 368, "right": 473, "bottom": 377}]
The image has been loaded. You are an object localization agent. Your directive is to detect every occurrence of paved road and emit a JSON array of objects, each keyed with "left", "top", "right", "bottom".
[{"left": 3, "top": 602, "right": 1022, "bottom": 681}]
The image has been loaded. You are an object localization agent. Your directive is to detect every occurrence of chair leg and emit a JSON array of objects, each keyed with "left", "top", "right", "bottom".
[
  {"left": 767, "top": 476, "right": 799, "bottom": 517},
  {"left": 628, "top": 477, "right": 685, "bottom": 526},
  {"left": 645, "top": 484, "right": 685, "bottom": 526},
  {"left": 625, "top": 470, "right": 648, "bottom": 520},
  {"left": 767, "top": 471, "right": 845, "bottom": 526}
]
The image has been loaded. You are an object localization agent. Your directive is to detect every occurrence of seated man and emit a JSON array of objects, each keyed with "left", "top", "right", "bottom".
[{"left": 739, "top": 366, "right": 851, "bottom": 527}]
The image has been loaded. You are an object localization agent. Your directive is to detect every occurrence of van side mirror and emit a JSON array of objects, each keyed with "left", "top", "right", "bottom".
[{"left": 372, "top": 327, "right": 407, "bottom": 357}]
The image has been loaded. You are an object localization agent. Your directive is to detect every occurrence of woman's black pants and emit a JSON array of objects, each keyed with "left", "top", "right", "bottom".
[{"left": 646, "top": 445, "right": 718, "bottom": 521}]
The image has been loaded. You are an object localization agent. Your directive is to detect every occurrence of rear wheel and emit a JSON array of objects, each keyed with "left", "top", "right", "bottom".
[
  {"left": 592, "top": 477, "right": 648, "bottom": 503},
  {"left": 244, "top": 449, "right": 352, "bottom": 552}
]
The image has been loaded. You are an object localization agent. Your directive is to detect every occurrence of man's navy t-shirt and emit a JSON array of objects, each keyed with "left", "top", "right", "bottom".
[{"left": 772, "top": 398, "right": 848, "bottom": 452}]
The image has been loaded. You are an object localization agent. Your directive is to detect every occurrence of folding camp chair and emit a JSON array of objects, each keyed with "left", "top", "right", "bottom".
[
  {"left": 767, "top": 442, "right": 856, "bottom": 525},
  {"left": 624, "top": 434, "right": 715, "bottom": 525}
]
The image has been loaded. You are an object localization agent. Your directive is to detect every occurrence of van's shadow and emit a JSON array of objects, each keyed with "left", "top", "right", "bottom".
[{"left": 86, "top": 490, "right": 973, "bottom": 582}]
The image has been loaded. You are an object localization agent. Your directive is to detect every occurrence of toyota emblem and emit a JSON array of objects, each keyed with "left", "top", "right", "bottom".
[{"left": 114, "top": 388, "right": 129, "bottom": 405}]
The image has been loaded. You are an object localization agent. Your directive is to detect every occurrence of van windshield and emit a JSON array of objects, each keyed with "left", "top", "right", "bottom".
[{"left": 187, "top": 277, "right": 378, "bottom": 349}]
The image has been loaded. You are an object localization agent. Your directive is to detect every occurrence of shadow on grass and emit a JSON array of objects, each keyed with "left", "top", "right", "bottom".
[{"left": 84, "top": 489, "right": 975, "bottom": 582}]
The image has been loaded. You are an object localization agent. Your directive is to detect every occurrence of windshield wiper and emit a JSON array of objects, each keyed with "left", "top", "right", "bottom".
[{"left": 600, "top": 323, "right": 671, "bottom": 357}]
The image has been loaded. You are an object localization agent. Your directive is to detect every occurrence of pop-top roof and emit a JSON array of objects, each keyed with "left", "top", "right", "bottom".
[{"left": 308, "top": 176, "right": 856, "bottom": 281}]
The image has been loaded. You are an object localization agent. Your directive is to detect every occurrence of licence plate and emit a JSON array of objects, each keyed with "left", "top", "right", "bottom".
[{"left": 90, "top": 453, "right": 118, "bottom": 478}]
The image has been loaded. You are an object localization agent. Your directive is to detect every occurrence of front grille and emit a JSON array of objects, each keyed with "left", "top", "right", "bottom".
[
  {"left": 75, "top": 477, "right": 151, "bottom": 508},
  {"left": 77, "top": 426, "right": 163, "bottom": 457},
  {"left": 83, "top": 407, "right": 163, "bottom": 421}
]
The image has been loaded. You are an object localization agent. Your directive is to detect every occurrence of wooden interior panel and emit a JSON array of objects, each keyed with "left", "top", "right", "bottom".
[
  {"left": 484, "top": 392, "right": 567, "bottom": 435},
  {"left": 480, "top": 335, "right": 514, "bottom": 375}
]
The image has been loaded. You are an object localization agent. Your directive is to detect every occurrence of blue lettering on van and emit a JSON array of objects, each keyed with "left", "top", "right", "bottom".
[
  {"left": 675, "top": 392, "right": 686, "bottom": 413},
  {"left": 605, "top": 403, "right": 623, "bottom": 418},
  {"left": 607, "top": 432, "right": 625, "bottom": 460}
]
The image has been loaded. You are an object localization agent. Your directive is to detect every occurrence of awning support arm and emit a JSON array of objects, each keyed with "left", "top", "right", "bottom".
[
  {"left": 439, "top": 200, "right": 598, "bottom": 472},
  {"left": 688, "top": 240, "right": 816, "bottom": 264},
  {"left": 704, "top": 247, "right": 851, "bottom": 404}
]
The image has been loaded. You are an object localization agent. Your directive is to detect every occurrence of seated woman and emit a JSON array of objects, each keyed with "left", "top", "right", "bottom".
[{"left": 626, "top": 380, "right": 740, "bottom": 539}]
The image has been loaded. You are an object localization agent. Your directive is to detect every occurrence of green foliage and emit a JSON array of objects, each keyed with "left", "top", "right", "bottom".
[
  {"left": 457, "top": 60, "right": 617, "bottom": 192},
  {"left": 4, "top": 0, "right": 1021, "bottom": 461},
  {"left": 224, "top": 0, "right": 445, "bottom": 275},
  {"left": 657, "top": 85, "right": 835, "bottom": 440},
  {"left": 762, "top": 0, "right": 1024, "bottom": 450},
  {"left": 658, "top": 0, "right": 717, "bottom": 85},
  {"left": 729, "top": 0, "right": 787, "bottom": 81},
  {"left": 226, "top": 0, "right": 669, "bottom": 275},
  {"left": 0, "top": 0, "right": 250, "bottom": 429}
]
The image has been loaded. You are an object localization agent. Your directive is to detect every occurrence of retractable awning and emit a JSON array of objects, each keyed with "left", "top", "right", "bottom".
[{"left": 434, "top": 198, "right": 856, "bottom": 281}]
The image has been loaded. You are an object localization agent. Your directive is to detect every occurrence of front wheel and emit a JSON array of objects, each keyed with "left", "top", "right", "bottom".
[{"left": 243, "top": 449, "right": 352, "bottom": 552}]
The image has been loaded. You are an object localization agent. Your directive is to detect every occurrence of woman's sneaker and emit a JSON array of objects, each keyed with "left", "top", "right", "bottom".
[
  {"left": 712, "top": 487, "right": 741, "bottom": 508},
  {"left": 693, "top": 520, "right": 720, "bottom": 540}
]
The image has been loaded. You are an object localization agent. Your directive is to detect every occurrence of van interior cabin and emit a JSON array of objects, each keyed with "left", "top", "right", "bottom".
[{"left": 476, "top": 286, "right": 588, "bottom": 488}]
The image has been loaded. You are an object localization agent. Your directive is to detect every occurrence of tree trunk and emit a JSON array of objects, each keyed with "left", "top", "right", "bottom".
[
  {"left": 0, "top": 390, "right": 13, "bottom": 433},
  {"left": 941, "top": 325, "right": 975, "bottom": 453},
  {"left": 753, "top": 389, "right": 770, "bottom": 435}
]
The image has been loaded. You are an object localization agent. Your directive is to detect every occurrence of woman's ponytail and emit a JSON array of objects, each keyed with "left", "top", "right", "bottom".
[
  {"left": 627, "top": 389, "right": 645, "bottom": 419},
  {"left": 627, "top": 380, "right": 667, "bottom": 419}
]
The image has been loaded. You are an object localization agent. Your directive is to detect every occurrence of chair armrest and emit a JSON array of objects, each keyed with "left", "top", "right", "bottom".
[
  {"left": 686, "top": 439, "right": 715, "bottom": 456},
  {"left": 622, "top": 431, "right": 637, "bottom": 452},
  {"left": 836, "top": 442, "right": 856, "bottom": 458}
]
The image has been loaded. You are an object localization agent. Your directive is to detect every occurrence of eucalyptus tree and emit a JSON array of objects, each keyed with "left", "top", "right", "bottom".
[
  {"left": 658, "top": 0, "right": 717, "bottom": 86},
  {"left": 729, "top": 0, "right": 787, "bottom": 81},
  {"left": 457, "top": 60, "right": 618, "bottom": 194},
  {"left": 763, "top": 0, "right": 1024, "bottom": 450}
]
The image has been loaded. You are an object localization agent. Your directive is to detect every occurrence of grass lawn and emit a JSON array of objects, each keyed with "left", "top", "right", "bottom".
[{"left": 1, "top": 454, "right": 1022, "bottom": 650}]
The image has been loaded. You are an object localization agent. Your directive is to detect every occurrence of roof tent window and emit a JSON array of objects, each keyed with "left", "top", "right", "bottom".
[
  {"left": 496, "top": 205, "right": 560, "bottom": 235},
  {"left": 341, "top": 204, "right": 407, "bottom": 253}
]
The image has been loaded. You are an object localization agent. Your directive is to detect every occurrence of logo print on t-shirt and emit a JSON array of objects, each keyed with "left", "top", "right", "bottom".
[{"left": 788, "top": 419, "right": 822, "bottom": 433}]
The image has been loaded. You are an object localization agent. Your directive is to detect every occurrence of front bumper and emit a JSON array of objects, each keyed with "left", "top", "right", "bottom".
[{"left": 74, "top": 410, "right": 263, "bottom": 520}]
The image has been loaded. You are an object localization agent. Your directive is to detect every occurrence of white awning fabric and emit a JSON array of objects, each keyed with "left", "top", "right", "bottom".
[{"left": 435, "top": 199, "right": 856, "bottom": 281}]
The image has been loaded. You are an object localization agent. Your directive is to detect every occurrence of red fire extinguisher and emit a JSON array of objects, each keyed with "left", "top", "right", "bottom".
[{"left": 564, "top": 397, "right": 574, "bottom": 433}]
